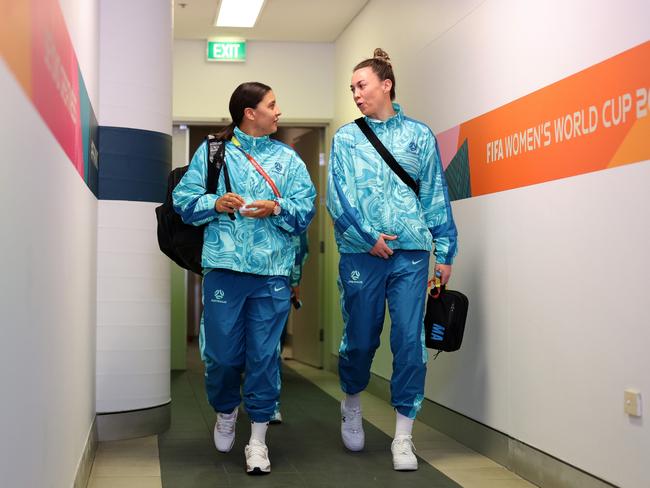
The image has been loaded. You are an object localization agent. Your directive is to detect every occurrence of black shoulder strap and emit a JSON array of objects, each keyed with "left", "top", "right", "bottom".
[
  {"left": 207, "top": 135, "right": 235, "bottom": 220},
  {"left": 206, "top": 135, "right": 225, "bottom": 194},
  {"left": 354, "top": 117, "right": 419, "bottom": 196}
]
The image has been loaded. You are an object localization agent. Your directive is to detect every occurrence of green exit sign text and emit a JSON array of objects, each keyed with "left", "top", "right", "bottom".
[{"left": 207, "top": 40, "right": 246, "bottom": 62}]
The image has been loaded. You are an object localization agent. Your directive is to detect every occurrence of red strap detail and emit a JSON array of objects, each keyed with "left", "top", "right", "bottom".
[{"left": 241, "top": 152, "right": 281, "bottom": 198}]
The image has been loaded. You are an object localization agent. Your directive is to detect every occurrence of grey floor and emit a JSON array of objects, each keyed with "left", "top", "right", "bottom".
[
  {"left": 157, "top": 346, "right": 461, "bottom": 487},
  {"left": 87, "top": 344, "right": 535, "bottom": 488}
]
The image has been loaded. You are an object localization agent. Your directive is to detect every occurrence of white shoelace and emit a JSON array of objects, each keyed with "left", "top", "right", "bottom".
[
  {"left": 343, "top": 407, "right": 363, "bottom": 433},
  {"left": 216, "top": 413, "right": 236, "bottom": 435},
  {"left": 393, "top": 436, "right": 416, "bottom": 455},
  {"left": 246, "top": 440, "right": 268, "bottom": 461}
]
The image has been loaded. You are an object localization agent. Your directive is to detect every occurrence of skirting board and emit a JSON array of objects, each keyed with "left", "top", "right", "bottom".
[
  {"left": 328, "top": 354, "right": 616, "bottom": 488},
  {"left": 73, "top": 418, "right": 97, "bottom": 488},
  {"left": 97, "top": 402, "right": 171, "bottom": 442}
]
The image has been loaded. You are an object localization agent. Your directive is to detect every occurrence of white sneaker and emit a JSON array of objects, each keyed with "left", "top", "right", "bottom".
[
  {"left": 269, "top": 409, "right": 283, "bottom": 424},
  {"left": 340, "top": 399, "right": 364, "bottom": 451},
  {"left": 213, "top": 409, "right": 237, "bottom": 452},
  {"left": 244, "top": 439, "right": 271, "bottom": 475},
  {"left": 391, "top": 434, "right": 418, "bottom": 471}
]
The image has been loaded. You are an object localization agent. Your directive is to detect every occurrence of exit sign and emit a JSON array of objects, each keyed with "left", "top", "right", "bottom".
[{"left": 207, "top": 40, "right": 246, "bottom": 62}]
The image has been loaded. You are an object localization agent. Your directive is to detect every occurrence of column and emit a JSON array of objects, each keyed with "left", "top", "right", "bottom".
[{"left": 96, "top": 0, "right": 173, "bottom": 441}]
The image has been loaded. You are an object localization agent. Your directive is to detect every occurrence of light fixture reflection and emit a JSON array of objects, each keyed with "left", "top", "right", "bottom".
[{"left": 215, "top": 0, "right": 265, "bottom": 28}]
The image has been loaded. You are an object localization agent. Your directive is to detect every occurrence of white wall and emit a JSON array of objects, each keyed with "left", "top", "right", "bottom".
[
  {"left": 96, "top": 201, "right": 171, "bottom": 413},
  {"left": 59, "top": 0, "right": 99, "bottom": 105},
  {"left": 333, "top": 1, "right": 650, "bottom": 486},
  {"left": 99, "top": 0, "right": 172, "bottom": 134},
  {"left": 173, "top": 39, "right": 335, "bottom": 122},
  {"left": 0, "top": 1, "right": 99, "bottom": 485},
  {"left": 0, "top": 3, "right": 99, "bottom": 485}
]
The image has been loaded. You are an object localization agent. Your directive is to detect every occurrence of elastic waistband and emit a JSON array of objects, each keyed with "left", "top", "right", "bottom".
[{"left": 205, "top": 267, "right": 285, "bottom": 279}]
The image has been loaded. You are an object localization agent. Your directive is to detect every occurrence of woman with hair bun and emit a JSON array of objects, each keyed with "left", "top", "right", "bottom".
[
  {"left": 173, "top": 82, "right": 316, "bottom": 475},
  {"left": 326, "top": 49, "right": 458, "bottom": 471}
]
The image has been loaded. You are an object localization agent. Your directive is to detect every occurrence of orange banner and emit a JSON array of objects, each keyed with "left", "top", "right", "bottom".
[
  {"left": 439, "top": 41, "right": 650, "bottom": 200},
  {"left": 0, "top": 0, "right": 32, "bottom": 95}
]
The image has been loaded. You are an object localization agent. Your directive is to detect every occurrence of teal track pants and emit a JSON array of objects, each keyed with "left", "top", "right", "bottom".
[{"left": 201, "top": 269, "right": 290, "bottom": 422}]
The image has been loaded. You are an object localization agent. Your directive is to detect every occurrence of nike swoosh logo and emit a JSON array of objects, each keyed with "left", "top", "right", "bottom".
[
  {"left": 412, "top": 259, "right": 424, "bottom": 265},
  {"left": 274, "top": 286, "right": 286, "bottom": 292}
]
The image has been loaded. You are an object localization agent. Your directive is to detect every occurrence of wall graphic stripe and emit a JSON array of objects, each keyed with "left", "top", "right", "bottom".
[
  {"left": 98, "top": 126, "right": 171, "bottom": 203},
  {"left": 439, "top": 41, "right": 650, "bottom": 201},
  {"left": 0, "top": 0, "right": 99, "bottom": 195}
]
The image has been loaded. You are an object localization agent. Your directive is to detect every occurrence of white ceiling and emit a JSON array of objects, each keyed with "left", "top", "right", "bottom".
[{"left": 174, "top": 0, "right": 369, "bottom": 42}]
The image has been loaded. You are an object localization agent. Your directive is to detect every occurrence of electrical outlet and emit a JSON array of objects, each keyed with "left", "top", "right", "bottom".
[{"left": 624, "top": 389, "right": 642, "bottom": 417}]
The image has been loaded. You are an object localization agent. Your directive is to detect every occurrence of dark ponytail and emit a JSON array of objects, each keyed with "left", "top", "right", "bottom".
[
  {"left": 353, "top": 48, "right": 396, "bottom": 100},
  {"left": 214, "top": 122, "right": 236, "bottom": 142},
  {"left": 214, "top": 81, "right": 272, "bottom": 141}
]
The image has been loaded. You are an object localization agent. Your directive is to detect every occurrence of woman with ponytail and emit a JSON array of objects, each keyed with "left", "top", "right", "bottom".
[
  {"left": 326, "top": 49, "right": 458, "bottom": 471},
  {"left": 173, "top": 82, "right": 316, "bottom": 475}
]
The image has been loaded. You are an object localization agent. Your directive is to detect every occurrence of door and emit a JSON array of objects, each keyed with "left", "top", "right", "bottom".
[{"left": 290, "top": 128, "right": 323, "bottom": 367}]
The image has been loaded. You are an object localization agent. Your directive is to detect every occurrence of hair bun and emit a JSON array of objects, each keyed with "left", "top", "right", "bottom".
[{"left": 373, "top": 48, "right": 391, "bottom": 63}]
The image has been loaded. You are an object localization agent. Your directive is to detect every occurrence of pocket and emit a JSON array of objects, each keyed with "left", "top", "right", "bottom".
[{"left": 269, "top": 277, "right": 291, "bottom": 314}]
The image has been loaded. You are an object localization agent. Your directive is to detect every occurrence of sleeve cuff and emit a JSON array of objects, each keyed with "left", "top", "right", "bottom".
[
  {"left": 434, "top": 253, "right": 454, "bottom": 265},
  {"left": 206, "top": 194, "right": 219, "bottom": 214}
]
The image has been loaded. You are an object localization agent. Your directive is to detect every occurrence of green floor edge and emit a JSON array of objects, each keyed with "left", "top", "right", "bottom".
[{"left": 158, "top": 351, "right": 461, "bottom": 488}]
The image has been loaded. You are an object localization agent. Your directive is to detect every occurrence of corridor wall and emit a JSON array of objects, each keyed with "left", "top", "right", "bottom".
[
  {"left": 173, "top": 40, "right": 335, "bottom": 122},
  {"left": 0, "top": 0, "right": 99, "bottom": 486},
  {"left": 329, "top": 1, "right": 650, "bottom": 486}
]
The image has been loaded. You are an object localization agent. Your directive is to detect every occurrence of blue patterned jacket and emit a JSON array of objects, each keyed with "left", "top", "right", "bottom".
[
  {"left": 326, "top": 104, "right": 457, "bottom": 264},
  {"left": 173, "top": 127, "right": 316, "bottom": 276}
]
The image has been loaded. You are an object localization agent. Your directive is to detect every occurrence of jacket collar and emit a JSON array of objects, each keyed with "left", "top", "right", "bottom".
[
  {"left": 232, "top": 126, "right": 271, "bottom": 151},
  {"left": 365, "top": 102, "right": 404, "bottom": 129}
]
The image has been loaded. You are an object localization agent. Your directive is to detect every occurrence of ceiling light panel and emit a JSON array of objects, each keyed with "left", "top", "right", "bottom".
[{"left": 215, "top": 0, "right": 265, "bottom": 28}]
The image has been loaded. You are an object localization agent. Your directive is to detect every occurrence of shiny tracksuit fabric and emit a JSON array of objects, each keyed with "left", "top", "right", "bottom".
[
  {"left": 327, "top": 104, "right": 457, "bottom": 418},
  {"left": 173, "top": 127, "right": 316, "bottom": 422}
]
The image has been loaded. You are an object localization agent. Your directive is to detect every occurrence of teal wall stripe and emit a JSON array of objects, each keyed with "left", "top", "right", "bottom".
[
  {"left": 98, "top": 126, "right": 171, "bottom": 203},
  {"left": 79, "top": 71, "right": 99, "bottom": 197}
]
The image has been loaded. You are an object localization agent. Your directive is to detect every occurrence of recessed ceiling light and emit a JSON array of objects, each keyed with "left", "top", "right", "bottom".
[{"left": 215, "top": 0, "right": 265, "bottom": 28}]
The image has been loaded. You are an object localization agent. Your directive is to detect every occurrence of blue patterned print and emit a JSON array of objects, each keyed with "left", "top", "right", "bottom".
[
  {"left": 327, "top": 104, "right": 458, "bottom": 264},
  {"left": 173, "top": 127, "right": 316, "bottom": 276}
]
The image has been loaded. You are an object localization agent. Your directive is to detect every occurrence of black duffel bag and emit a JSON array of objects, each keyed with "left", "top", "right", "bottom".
[{"left": 155, "top": 136, "right": 232, "bottom": 275}]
